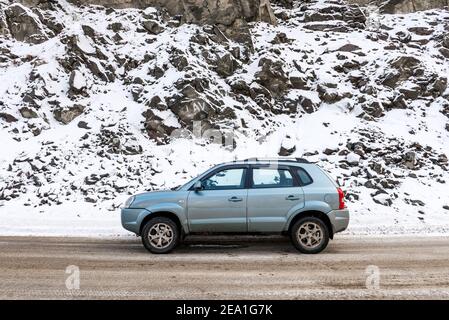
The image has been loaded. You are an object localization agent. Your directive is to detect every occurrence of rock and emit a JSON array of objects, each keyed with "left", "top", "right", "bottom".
[
  {"left": 399, "top": 84, "right": 421, "bottom": 100},
  {"left": 317, "top": 84, "right": 347, "bottom": 104},
  {"left": 443, "top": 35, "right": 449, "bottom": 49},
  {"left": 373, "top": 0, "right": 449, "bottom": 14},
  {"left": 170, "top": 53, "right": 188, "bottom": 71},
  {"left": 182, "top": 0, "right": 277, "bottom": 25},
  {"left": 73, "top": 34, "right": 96, "bottom": 56},
  {"left": 440, "top": 48, "right": 449, "bottom": 59},
  {"left": 271, "top": 32, "right": 292, "bottom": 44},
  {"left": 78, "top": 121, "right": 91, "bottom": 129},
  {"left": 255, "top": 58, "right": 290, "bottom": 96},
  {"left": 407, "top": 27, "right": 433, "bottom": 36},
  {"left": 220, "top": 18, "right": 254, "bottom": 48},
  {"left": 443, "top": 205, "right": 449, "bottom": 211},
  {"left": 299, "top": 97, "right": 318, "bottom": 114},
  {"left": 403, "top": 151, "right": 416, "bottom": 169},
  {"left": 86, "top": 59, "right": 109, "bottom": 82},
  {"left": 363, "top": 101, "right": 384, "bottom": 118},
  {"left": 69, "top": 70, "right": 87, "bottom": 94},
  {"left": 391, "top": 94, "right": 407, "bottom": 109},
  {"left": 382, "top": 56, "right": 420, "bottom": 88},
  {"left": 335, "top": 44, "right": 361, "bottom": 52},
  {"left": 290, "top": 76, "right": 309, "bottom": 90},
  {"left": 373, "top": 193, "right": 393, "bottom": 206},
  {"left": 230, "top": 79, "right": 251, "bottom": 96},
  {"left": 395, "top": 31, "right": 411, "bottom": 43},
  {"left": 143, "top": 109, "right": 177, "bottom": 144},
  {"left": 0, "top": 112, "right": 18, "bottom": 123},
  {"left": 216, "top": 53, "right": 238, "bottom": 78},
  {"left": 19, "top": 106, "right": 38, "bottom": 119},
  {"left": 54, "top": 104, "right": 85, "bottom": 125},
  {"left": 346, "top": 152, "right": 361, "bottom": 165},
  {"left": 409, "top": 199, "right": 425, "bottom": 206},
  {"left": 278, "top": 137, "right": 296, "bottom": 156},
  {"left": 37, "top": 11, "right": 64, "bottom": 36},
  {"left": 142, "top": 20, "right": 164, "bottom": 34},
  {"left": 108, "top": 22, "right": 124, "bottom": 32},
  {"left": 323, "top": 148, "right": 338, "bottom": 155},
  {"left": 4, "top": 4, "right": 48, "bottom": 44},
  {"left": 430, "top": 77, "right": 447, "bottom": 97},
  {"left": 303, "top": 23, "right": 350, "bottom": 32}
]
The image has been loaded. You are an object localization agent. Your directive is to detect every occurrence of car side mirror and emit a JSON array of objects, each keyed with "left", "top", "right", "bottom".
[{"left": 193, "top": 181, "right": 203, "bottom": 192}]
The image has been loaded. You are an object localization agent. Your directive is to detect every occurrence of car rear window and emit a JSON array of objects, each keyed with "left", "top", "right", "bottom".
[
  {"left": 252, "top": 168, "right": 294, "bottom": 188},
  {"left": 296, "top": 168, "right": 313, "bottom": 186}
]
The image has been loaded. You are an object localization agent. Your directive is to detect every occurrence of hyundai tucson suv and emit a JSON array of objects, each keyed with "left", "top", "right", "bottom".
[{"left": 121, "top": 158, "right": 349, "bottom": 254}]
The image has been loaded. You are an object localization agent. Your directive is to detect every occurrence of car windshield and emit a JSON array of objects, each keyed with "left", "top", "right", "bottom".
[{"left": 175, "top": 165, "right": 220, "bottom": 190}]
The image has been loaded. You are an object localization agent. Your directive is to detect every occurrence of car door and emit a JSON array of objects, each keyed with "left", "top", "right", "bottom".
[
  {"left": 247, "top": 165, "right": 304, "bottom": 232},
  {"left": 187, "top": 166, "right": 248, "bottom": 232}
]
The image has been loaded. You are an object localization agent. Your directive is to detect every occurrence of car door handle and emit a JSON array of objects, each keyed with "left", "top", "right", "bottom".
[
  {"left": 286, "top": 195, "right": 300, "bottom": 201},
  {"left": 228, "top": 196, "right": 243, "bottom": 202}
]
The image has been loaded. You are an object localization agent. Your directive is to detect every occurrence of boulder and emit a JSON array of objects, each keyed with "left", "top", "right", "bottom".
[
  {"left": 299, "top": 97, "right": 318, "bottom": 114},
  {"left": 19, "top": 106, "right": 38, "bottom": 119},
  {"left": 142, "top": 19, "right": 164, "bottom": 34},
  {"left": 403, "top": 151, "right": 416, "bottom": 169},
  {"left": 379, "top": 0, "right": 449, "bottom": 14},
  {"left": 0, "top": 112, "right": 18, "bottom": 123},
  {"left": 372, "top": 193, "right": 393, "bottom": 206},
  {"left": 255, "top": 58, "right": 290, "bottom": 96},
  {"left": 4, "top": 4, "right": 48, "bottom": 44},
  {"left": 278, "top": 136, "right": 296, "bottom": 156},
  {"left": 216, "top": 53, "right": 238, "bottom": 78},
  {"left": 54, "top": 104, "right": 85, "bottom": 124},
  {"left": 64, "top": 0, "right": 276, "bottom": 25},
  {"left": 335, "top": 44, "right": 361, "bottom": 52},
  {"left": 69, "top": 70, "right": 87, "bottom": 94},
  {"left": 382, "top": 56, "right": 420, "bottom": 88}
]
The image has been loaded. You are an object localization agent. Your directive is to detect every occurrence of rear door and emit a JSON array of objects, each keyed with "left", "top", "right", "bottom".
[
  {"left": 187, "top": 166, "right": 248, "bottom": 232},
  {"left": 247, "top": 165, "right": 304, "bottom": 232}
]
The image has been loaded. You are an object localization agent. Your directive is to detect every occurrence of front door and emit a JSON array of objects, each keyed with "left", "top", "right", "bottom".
[
  {"left": 247, "top": 166, "right": 304, "bottom": 232},
  {"left": 187, "top": 167, "right": 248, "bottom": 232}
]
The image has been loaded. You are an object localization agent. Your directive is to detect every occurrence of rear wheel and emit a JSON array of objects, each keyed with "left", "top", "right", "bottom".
[
  {"left": 291, "top": 216, "right": 329, "bottom": 254},
  {"left": 141, "top": 217, "right": 179, "bottom": 254}
]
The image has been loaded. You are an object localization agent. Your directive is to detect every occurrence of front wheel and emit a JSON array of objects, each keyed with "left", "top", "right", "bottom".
[
  {"left": 291, "top": 217, "right": 329, "bottom": 254},
  {"left": 141, "top": 217, "right": 179, "bottom": 254}
]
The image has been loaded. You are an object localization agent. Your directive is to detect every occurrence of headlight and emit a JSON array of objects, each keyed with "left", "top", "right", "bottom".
[{"left": 124, "top": 196, "right": 135, "bottom": 208}]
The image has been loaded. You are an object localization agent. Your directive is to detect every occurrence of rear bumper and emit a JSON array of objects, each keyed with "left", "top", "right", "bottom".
[{"left": 327, "top": 208, "right": 350, "bottom": 234}]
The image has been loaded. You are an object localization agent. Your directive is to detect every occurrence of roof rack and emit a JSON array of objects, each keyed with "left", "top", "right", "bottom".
[{"left": 243, "top": 157, "right": 310, "bottom": 164}]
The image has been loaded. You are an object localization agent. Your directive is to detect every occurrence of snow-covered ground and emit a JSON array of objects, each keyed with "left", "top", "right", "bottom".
[{"left": 0, "top": 0, "right": 448, "bottom": 237}]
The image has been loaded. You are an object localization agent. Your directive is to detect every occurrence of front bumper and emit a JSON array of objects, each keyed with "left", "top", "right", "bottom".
[
  {"left": 327, "top": 208, "right": 350, "bottom": 234},
  {"left": 121, "top": 207, "right": 150, "bottom": 235}
]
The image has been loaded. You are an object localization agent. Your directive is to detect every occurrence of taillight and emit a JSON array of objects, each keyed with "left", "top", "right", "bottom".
[{"left": 337, "top": 187, "right": 345, "bottom": 209}]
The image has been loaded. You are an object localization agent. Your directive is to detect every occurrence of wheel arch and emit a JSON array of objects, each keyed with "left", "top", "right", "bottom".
[
  {"left": 139, "top": 211, "right": 184, "bottom": 236},
  {"left": 288, "top": 210, "right": 334, "bottom": 239}
]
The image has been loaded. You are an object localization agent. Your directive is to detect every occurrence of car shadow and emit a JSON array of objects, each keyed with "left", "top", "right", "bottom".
[{"left": 124, "top": 235, "right": 340, "bottom": 255}]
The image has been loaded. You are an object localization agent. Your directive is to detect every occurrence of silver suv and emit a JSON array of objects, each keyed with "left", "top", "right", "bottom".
[{"left": 121, "top": 158, "right": 349, "bottom": 254}]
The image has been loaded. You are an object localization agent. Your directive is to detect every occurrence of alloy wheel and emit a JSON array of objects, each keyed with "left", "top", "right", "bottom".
[
  {"left": 148, "top": 223, "right": 174, "bottom": 249},
  {"left": 297, "top": 222, "right": 323, "bottom": 249}
]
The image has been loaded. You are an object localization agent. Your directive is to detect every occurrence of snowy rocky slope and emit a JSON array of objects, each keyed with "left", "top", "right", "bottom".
[{"left": 0, "top": 0, "right": 448, "bottom": 236}]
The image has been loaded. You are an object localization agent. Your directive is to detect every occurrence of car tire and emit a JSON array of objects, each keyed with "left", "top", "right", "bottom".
[
  {"left": 290, "top": 216, "right": 329, "bottom": 254},
  {"left": 141, "top": 217, "right": 179, "bottom": 254}
]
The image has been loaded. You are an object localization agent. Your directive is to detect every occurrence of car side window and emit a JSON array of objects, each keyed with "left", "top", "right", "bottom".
[
  {"left": 296, "top": 168, "right": 313, "bottom": 186},
  {"left": 202, "top": 168, "right": 246, "bottom": 190},
  {"left": 252, "top": 168, "right": 294, "bottom": 188}
]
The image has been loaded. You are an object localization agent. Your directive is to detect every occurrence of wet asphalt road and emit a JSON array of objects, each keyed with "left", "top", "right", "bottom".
[{"left": 0, "top": 235, "right": 448, "bottom": 299}]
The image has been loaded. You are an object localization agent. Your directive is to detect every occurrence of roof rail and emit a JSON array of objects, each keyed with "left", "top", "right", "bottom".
[{"left": 243, "top": 157, "right": 310, "bottom": 164}]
